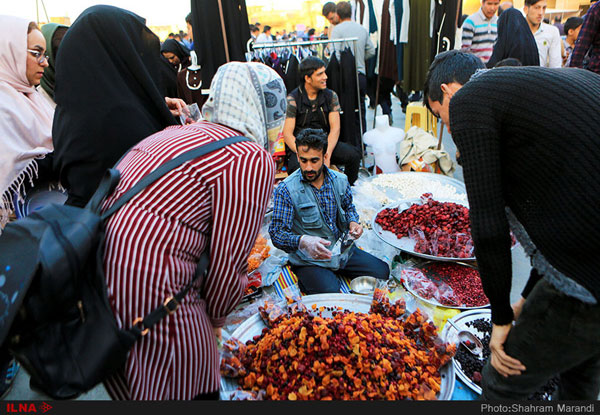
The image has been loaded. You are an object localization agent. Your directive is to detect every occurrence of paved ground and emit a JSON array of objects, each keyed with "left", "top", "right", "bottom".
[{"left": 4, "top": 94, "right": 532, "bottom": 401}]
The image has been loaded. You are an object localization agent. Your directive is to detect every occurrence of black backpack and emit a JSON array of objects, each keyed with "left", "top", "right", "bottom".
[{"left": 0, "top": 136, "right": 249, "bottom": 399}]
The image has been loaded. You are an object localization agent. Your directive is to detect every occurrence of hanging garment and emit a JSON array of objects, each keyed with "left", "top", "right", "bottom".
[
  {"left": 191, "top": 0, "right": 250, "bottom": 89},
  {"left": 326, "top": 52, "right": 342, "bottom": 95},
  {"left": 379, "top": 0, "right": 398, "bottom": 81},
  {"left": 340, "top": 48, "right": 361, "bottom": 150},
  {"left": 52, "top": 5, "right": 177, "bottom": 207},
  {"left": 284, "top": 54, "right": 301, "bottom": 93},
  {"left": 403, "top": 0, "right": 431, "bottom": 92},
  {"left": 431, "top": 0, "right": 463, "bottom": 62}
]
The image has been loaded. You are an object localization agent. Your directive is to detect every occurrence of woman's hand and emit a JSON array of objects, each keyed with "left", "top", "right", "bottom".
[{"left": 165, "top": 97, "right": 186, "bottom": 117}]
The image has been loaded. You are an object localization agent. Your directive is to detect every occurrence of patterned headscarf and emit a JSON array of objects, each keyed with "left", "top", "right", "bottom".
[{"left": 202, "top": 62, "right": 286, "bottom": 150}]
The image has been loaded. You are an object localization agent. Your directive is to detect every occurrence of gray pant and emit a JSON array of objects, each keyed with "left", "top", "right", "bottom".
[{"left": 481, "top": 279, "right": 600, "bottom": 400}]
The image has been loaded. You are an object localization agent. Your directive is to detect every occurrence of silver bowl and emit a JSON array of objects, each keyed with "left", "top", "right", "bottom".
[{"left": 350, "top": 276, "right": 378, "bottom": 295}]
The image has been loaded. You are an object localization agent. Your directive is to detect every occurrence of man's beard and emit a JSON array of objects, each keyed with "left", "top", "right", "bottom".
[{"left": 301, "top": 164, "right": 324, "bottom": 182}]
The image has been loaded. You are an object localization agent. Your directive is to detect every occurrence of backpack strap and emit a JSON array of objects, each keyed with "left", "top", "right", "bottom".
[
  {"left": 129, "top": 247, "right": 210, "bottom": 339},
  {"left": 100, "top": 136, "right": 250, "bottom": 220}
]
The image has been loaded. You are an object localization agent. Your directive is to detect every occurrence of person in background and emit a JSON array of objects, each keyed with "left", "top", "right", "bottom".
[
  {"left": 52, "top": 5, "right": 185, "bottom": 208},
  {"left": 331, "top": 1, "right": 375, "bottom": 135},
  {"left": 182, "top": 32, "right": 192, "bottom": 50},
  {"left": 553, "top": 15, "right": 565, "bottom": 35},
  {"left": 498, "top": 1, "right": 513, "bottom": 16},
  {"left": 39, "top": 23, "right": 68, "bottom": 108},
  {"left": 487, "top": 7, "right": 540, "bottom": 68},
  {"left": 424, "top": 49, "right": 600, "bottom": 401},
  {"left": 255, "top": 22, "right": 261, "bottom": 32},
  {"left": 102, "top": 61, "right": 281, "bottom": 400},
  {"left": 308, "top": 28, "right": 317, "bottom": 41},
  {"left": 256, "top": 25, "right": 272, "bottom": 43},
  {"left": 250, "top": 24, "right": 259, "bottom": 41},
  {"left": 461, "top": 0, "right": 500, "bottom": 64},
  {"left": 161, "top": 38, "right": 191, "bottom": 72},
  {"left": 0, "top": 15, "right": 57, "bottom": 397},
  {"left": 269, "top": 128, "right": 389, "bottom": 295},
  {"left": 167, "top": 32, "right": 175, "bottom": 39},
  {"left": 524, "top": 0, "right": 562, "bottom": 67},
  {"left": 283, "top": 56, "right": 362, "bottom": 186},
  {"left": 185, "top": 12, "right": 194, "bottom": 49},
  {"left": 563, "top": 16, "right": 583, "bottom": 66},
  {"left": 322, "top": 2, "right": 340, "bottom": 26},
  {"left": 569, "top": 0, "right": 600, "bottom": 74}
]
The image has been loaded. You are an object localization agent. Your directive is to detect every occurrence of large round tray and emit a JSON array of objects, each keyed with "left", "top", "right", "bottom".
[
  {"left": 440, "top": 309, "right": 492, "bottom": 395},
  {"left": 363, "top": 171, "right": 466, "bottom": 193},
  {"left": 399, "top": 261, "right": 490, "bottom": 310},
  {"left": 372, "top": 197, "right": 475, "bottom": 262},
  {"left": 220, "top": 293, "right": 455, "bottom": 400}
]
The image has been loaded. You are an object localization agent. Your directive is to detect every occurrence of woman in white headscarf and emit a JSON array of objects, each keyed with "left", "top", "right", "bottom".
[
  {"left": 0, "top": 16, "right": 54, "bottom": 228},
  {"left": 101, "top": 61, "right": 286, "bottom": 400}
]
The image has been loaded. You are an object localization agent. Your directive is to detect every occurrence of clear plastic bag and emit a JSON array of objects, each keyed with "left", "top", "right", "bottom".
[
  {"left": 219, "top": 338, "right": 247, "bottom": 378},
  {"left": 258, "top": 294, "right": 288, "bottom": 327},
  {"left": 355, "top": 229, "right": 399, "bottom": 267},
  {"left": 229, "top": 389, "right": 266, "bottom": 400}
]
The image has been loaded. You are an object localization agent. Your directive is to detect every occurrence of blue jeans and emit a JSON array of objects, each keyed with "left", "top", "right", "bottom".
[{"left": 291, "top": 246, "right": 390, "bottom": 294}]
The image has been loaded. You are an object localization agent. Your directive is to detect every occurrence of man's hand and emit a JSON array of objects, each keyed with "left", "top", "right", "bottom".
[
  {"left": 299, "top": 235, "right": 332, "bottom": 260},
  {"left": 511, "top": 297, "right": 526, "bottom": 320},
  {"left": 349, "top": 221, "right": 363, "bottom": 239},
  {"left": 489, "top": 323, "right": 526, "bottom": 377},
  {"left": 165, "top": 97, "right": 186, "bottom": 117}
]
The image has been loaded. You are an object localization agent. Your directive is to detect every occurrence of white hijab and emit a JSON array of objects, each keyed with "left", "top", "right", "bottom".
[
  {"left": 202, "top": 62, "right": 287, "bottom": 150},
  {"left": 0, "top": 16, "right": 54, "bottom": 226}
]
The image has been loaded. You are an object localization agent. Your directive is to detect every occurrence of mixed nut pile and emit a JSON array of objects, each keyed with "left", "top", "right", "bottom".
[{"left": 221, "top": 290, "right": 456, "bottom": 400}]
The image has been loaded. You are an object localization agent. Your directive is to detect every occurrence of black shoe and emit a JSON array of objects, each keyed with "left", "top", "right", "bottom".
[{"left": 0, "top": 358, "right": 20, "bottom": 399}]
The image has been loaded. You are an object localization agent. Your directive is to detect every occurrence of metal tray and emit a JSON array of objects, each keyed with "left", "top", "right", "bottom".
[
  {"left": 363, "top": 171, "right": 466, "bottom": 193},
  {"left": 400, "top": 261, "right": 490, "bottom": 310},
  {"left": 440, "top": 309, "right": 492, "bottom": 395},
  {"left": 372, "top": 197, "right": 476, "bottom": 262},
  {"left": 220, "top": 293, "right": 455, "bottom": 400}
]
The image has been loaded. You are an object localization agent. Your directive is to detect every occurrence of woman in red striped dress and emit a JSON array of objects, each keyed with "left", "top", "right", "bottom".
[{"left": 101, "top": 61, "right": 287, "bottom": 400}]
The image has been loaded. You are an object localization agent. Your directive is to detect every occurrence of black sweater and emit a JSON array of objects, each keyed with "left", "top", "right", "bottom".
[{"left": 449, "top": 66, "right": 600, "bottom": 324}]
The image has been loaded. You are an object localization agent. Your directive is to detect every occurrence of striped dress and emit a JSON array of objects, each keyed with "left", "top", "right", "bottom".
[{"left": 101, "top": 121, "right": 275, "bottom": 399}]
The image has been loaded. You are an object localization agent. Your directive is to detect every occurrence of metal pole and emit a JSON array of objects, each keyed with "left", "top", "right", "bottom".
[
  {"left": 217, "top": 0, "right": 230, "bottom": 62},
  {"left": 36, "top": 0, "right": 39, "bottom": 25},
  {"left": 249, "top": 37, "right": 359, "bottom": 52},
  {"left": 353, "top": 39, "right": 366, "bottom": 168},
  {"left": 40, "top": 0, "right": 50, "bottom": 24}
]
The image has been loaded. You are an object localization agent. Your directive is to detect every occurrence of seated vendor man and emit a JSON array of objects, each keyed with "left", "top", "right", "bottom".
[
  {"left": 283, "top": 56, "right": 362, "bottom": 185},
  {"left": 269, "top": 128, "right": 389, "bottom": 294}
]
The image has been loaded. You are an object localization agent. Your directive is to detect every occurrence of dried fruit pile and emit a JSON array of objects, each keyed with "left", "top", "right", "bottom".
[
  {"left": 375, "top": 194, "right": 473, "bottom": 258},
  {"left": 222, "top": 291, "right": 456, "bottom": 400}
]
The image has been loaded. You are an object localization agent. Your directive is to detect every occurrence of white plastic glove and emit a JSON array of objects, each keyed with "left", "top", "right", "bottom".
[{"left": 298, "top": 235, "right": 332, "bottom": 260}]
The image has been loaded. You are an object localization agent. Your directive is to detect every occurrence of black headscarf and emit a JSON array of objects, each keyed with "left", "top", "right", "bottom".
[
  {"left": 160, "top": 39, "right": 190, "bottom": 69},
  {"left": 52, "top": 5, "right": 177, "bottom": 207},
  {"left": 487, "top": 8, "right": 540, "bottom": 68}
]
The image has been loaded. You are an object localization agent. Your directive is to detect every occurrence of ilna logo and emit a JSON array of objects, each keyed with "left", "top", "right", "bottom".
[{"left": 6, "top": 402, "right": 52, "bottom": 413}]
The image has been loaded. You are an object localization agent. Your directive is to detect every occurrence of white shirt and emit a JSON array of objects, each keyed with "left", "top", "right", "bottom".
[
  {"left": 255, "top": 33, "right": 272, "bottom": 43},
  {"left": 534, "top": 23, "right": 562, "bottom": 68}
]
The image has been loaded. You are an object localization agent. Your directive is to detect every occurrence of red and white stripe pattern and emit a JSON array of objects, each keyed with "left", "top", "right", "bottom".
[{"left": 101, "top": 121, "right": 275, "bottom": 399}]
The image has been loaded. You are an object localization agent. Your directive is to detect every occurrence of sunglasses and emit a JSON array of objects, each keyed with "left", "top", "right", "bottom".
[{"left": 27, "top": 49, "right": 49, "bottom": 64}]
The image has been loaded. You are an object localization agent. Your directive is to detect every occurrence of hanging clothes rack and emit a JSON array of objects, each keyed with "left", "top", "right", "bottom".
[{"left": 249, "top": 37, "right": 367, "bottom": 168}]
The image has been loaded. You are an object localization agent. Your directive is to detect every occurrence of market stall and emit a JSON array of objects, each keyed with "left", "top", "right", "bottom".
[{"left": 219, "top": 171, "right": 552, "bottom": 401}]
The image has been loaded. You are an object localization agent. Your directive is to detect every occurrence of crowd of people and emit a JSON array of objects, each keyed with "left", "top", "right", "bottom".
[{"left": 1, "top": 0, "right": 599, "bottom": 403}]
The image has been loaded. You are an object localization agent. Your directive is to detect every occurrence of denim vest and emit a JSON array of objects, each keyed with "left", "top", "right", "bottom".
[{"left": 285, "top": 168, "right": 349, "bottom": 269}]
